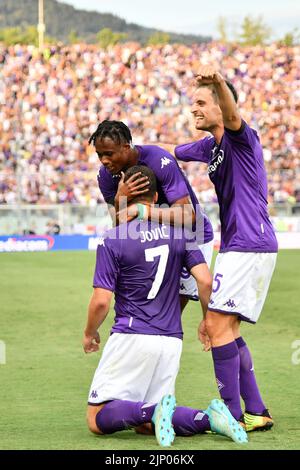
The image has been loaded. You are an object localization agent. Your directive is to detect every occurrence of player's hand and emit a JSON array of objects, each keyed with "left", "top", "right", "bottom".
[
  {"left": 195, "top": 66, "right": 224, "bottom": 86},
  {"left": 116, "top": 172, "right": 150, "bottom": 208},
  {"left": 83, "top": 331, "right": 100, "bottom": 353},
  {"left": 116, "top": 204, "right": 139, "bottom": 225},
  {"left": 198, "top": 319, "right": 211, "bottom": 352}
]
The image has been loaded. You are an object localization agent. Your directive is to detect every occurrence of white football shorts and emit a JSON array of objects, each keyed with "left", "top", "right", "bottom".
[
  {"left": 208, "top": 251, "right": 277, "bottom": 323},
  {"left": 88, "top": 333, "right": 182, "bottom": 405},
  {"left": 179, "top": 239, "right": 214, "bottom": 300}
]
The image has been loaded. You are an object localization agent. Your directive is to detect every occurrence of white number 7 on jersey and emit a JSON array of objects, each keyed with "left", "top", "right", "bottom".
[{"left": 145, "top": 245, "right": 170, "bottom": 299}]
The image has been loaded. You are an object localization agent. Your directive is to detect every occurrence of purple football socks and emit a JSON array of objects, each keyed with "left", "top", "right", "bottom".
[
  {"left": 95, "top": 399, "right": 212, "bottom": 436},
  {"left": 211, "top": 340, "right": 243, "bottom": 420},
  {"left": 236, "top": 336, "right": 266, "bottom": 414},
  {"left": 96, "top": 400, "right": 156, "bottom": 434},
  {"left": 172, "top": 407, "right": 210, "bottom": 435}
]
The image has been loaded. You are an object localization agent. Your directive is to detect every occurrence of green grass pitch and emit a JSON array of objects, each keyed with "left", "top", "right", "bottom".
[{"left": 0, "top": 250, "right": 299, "bottom": 450}]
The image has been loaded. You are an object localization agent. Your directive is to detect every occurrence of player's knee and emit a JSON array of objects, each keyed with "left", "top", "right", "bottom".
[
  {"left": 86, "top": 407, "right": 104, "bottom": 435},
  {"left": 87, "top": 417, "right": 102, "bottom": 435},
  {"left": 205, "top": 311, "right": 232, "bottom": 339},
  {"left": 205, "top": 311, "right": 220, "bottom": 334}
]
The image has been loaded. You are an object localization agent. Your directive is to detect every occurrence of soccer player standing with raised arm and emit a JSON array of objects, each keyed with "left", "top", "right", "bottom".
[{"left": 175, "top": 66, "right": 278, "bottom": 432}]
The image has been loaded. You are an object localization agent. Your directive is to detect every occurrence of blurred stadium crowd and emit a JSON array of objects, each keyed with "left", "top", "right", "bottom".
[{"left": 0, "top": 42, "right": 299, "bottom": 206}]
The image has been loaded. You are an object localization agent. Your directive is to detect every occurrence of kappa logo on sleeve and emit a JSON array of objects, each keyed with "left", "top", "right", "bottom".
[{"left": 161, "top": 156, "right": 171, "bottom": 169}]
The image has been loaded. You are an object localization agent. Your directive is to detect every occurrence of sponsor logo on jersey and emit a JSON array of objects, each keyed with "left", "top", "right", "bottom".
[
  {"left": 208, "top": 149, "right": 224, "bottom": 175},
  {"left": 161, "top": 156, "right": 171, "bottom": 169}
]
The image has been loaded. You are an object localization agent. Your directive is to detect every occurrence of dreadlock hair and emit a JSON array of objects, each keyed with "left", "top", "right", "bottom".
[{"left": 88, "top": 120, "right": 133, "bottom": 146}]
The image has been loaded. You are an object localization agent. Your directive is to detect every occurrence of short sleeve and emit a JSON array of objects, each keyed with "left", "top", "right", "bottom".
[
  {"left": 160, "top": 159, "right": 191, "bottom": 204},
  {"left": 148, "top": 150, "right": 190, "bottom": 204},
  {"left": 93, "top": 238, "right": 120, "bottom": 291},
  {"left": 224, "top": 120, "right": 258, "bottom": 148},
  {"left": 97, "top": 168, "right": 117, "bottom": 205},
  {"left": 175, "top": 138, "right": 211, "bottom": 163},
  {"left": 183, "top": 236, "right": 206, "bottom": 271}
]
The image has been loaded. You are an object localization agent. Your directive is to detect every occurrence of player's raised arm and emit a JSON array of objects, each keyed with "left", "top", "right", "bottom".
[{"left": 196, "top": 66, "right": 242, "bottom": 131}]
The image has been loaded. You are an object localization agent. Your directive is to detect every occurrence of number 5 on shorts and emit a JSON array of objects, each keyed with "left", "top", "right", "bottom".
[{"left": 213, "top": 273, "right": 223, "bottom": 293}]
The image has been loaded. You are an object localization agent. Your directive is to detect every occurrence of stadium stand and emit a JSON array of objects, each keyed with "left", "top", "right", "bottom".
[{"left": 0, "top": 42, "right": 299, "bottom": 208}]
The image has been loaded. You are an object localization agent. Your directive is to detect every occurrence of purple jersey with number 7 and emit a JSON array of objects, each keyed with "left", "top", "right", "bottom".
[{"left": 93, "top": 220, "right": 205, "bottom": 339}]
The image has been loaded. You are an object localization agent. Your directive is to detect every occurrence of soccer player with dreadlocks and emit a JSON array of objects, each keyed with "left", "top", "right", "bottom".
[
  {"left": 83, "top": 165, "right": 247, "bottom": 446},
  {"left": 89, "top": 120, "right": 214, "bottom": 313}
]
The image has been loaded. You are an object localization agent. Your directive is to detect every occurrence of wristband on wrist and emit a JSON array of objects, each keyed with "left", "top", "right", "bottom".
[{"left": 136, "top": 203, "right": 148, "bottom": 221}]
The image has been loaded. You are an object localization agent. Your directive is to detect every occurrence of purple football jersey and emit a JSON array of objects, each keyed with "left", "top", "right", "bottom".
[
  {"left": 175, "top": 122, "right": 278, "bottom": 253},
  {"left": 97, "top": 145, "right": 213, "bottom": 244},
  {"left": 93, "top": 220, "right": 205, "bottom": 339}
]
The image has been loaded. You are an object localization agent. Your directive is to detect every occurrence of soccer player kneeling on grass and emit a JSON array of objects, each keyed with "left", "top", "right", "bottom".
[{"left": 83, "top": 166, "right": 247, "bottom": 446}]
